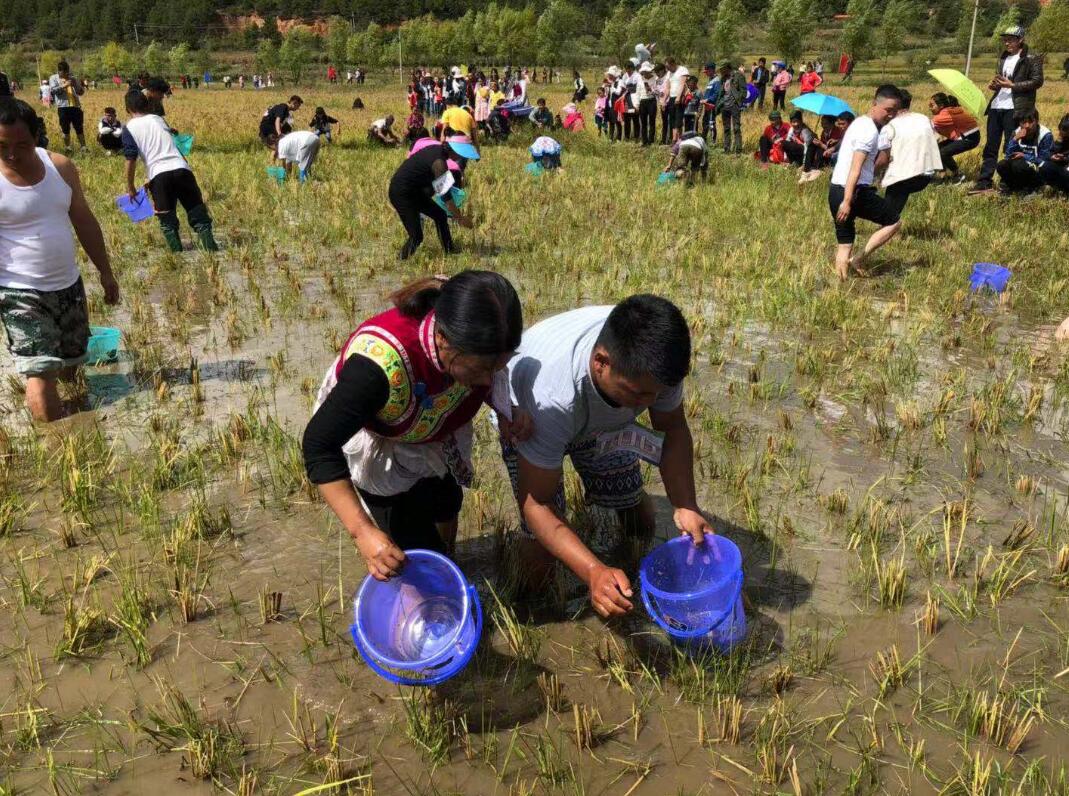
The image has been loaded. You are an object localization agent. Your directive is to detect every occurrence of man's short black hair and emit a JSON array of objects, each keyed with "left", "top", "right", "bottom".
[
  {"left": 125, "top": 89, "right": 151, "bottom": 114},
  {"left": 289, "top": 95, "right": 303, "bottom": 105},
  {"left": 898, "top": 88, "right": 912, "bottom": 109},
  {"left": 0, "top": 97, "right": 41, "bottom": 131},
  {"left": 57, "top": 60, "right": 70, "bottom": 73},
  {"left": 789, "top": 110, "right": 803, "bottom": 123},
  {"left": 146, "top": 77, "right": 170, "bottom": 93},
  {"left": 103, "top": 106, "right": 116, "bottom": 115},
  {"left": 874, "top": 84, "right": 903, "bottom": 104},
  {"left": 1014, "top": 107, "right": 1039, "bottom": 125},
  {"left": 837, "top": 110, "right": 855, "bottom": 122},
  {"left": 596, "top": 295, "right": 691, "bottom": 387}
]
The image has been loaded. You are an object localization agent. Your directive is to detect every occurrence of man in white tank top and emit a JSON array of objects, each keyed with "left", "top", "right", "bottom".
[{"left": 0, "top": 98, "right": 120, "bottom": 421}]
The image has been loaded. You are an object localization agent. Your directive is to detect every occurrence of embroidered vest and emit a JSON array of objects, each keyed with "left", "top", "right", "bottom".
[{"left": 335, "top": 308, "right": 487, "bottom": 444}]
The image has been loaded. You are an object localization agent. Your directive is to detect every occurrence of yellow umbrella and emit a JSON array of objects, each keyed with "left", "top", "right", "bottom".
[{"left": 928, "top": 69, "right": 985, "bottom": 120}]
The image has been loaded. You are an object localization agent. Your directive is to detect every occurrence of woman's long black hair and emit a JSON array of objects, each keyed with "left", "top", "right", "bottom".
[{"left": 391, "top": 270, "right": 522, "bottom": 356}]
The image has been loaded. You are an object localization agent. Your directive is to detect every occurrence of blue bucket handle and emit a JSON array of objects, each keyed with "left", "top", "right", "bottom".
[
  {"left": 642, "top": 570, "right": 743, "bottom": 640},
  {"left": 350, "top": 584, "right": 482, "bottom": 687}
]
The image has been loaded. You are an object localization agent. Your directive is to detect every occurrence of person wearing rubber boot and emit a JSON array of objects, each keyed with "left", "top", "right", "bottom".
[
  {"left": 121, "top": 90, "right": 218, "bottom": 253},
  {"left": 500, "top": 296, "right": 713, "bottom": 618}
]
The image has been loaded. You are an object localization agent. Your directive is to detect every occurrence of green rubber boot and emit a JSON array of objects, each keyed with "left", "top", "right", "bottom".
[
  {"left": 157, "top": 211, "right": 183, "bottom": 253},
  {"left": 187, "top": 204, "right": 219, "bottom": 252}
]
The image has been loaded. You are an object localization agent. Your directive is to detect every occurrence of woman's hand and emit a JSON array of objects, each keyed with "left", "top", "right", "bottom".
[
  {"left": 354, "top": 525, "right": 406, "bottom": 581},
  {"left": 587, "top": 564, "right": 633, "bottom": 617}
]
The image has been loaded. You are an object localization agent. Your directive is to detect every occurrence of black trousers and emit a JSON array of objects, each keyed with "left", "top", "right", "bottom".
[
  {"left": 389, "top": 186, "right": 454, "bottom": 259},
  {"left": 702, "top": 107, "right": 717, "bottom": 143},
  {"left": 978, "top": 109, "right": 1018, "bottom": 186},
  {"left": 772, "top": 90, "right": 786, "bottom": 111},
  {"left": 638, "top": 98, "right": 657, "bottom": 145},
  {"left": 148, "top": 168, "right": 204, "bottom": 214},
  {"left": 661, "top": 100, "right": 675, "bottom": 144},
  {"left": 358, "top": 474, "right": 463, "bottom": 553},
  {"left": 883, "top": 174, "right": 932, "bottom": 217},
  {"left": 1040, "top": 161, "right": 1069, "bottom": 195},
  {"left": 996, "top": 158, "right": 1043, "bottom": 193},
  {"left": 98, "top": 134, "right": 122, "bottom": 151},
  {"left": 756, "top": 83, "right": 767, "bottom": 109},
  {"left": 783, "top": 140, "right": 819, "bottom": 170},
  {"left": 623, "top": 110, "right": 638, "bottom": 141},
  {"left": 758, "top": 136, "right": 774, "bottom": 162},
  {"left": 720, "top": 109, "right": 741, "bottom": 153},
  {"left": 938, "top": 131, "right": 980, "bottom": 173}
]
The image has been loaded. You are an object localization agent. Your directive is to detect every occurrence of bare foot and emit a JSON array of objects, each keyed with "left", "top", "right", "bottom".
[
  {"left": 1056, "top": 316, "right": 1069, "bottom": 341},
  {"left": 849, "top": 257, "right": 869, "bottom": 277}
]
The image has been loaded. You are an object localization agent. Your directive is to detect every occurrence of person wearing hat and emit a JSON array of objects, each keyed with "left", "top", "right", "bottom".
[
  {"left": 701, "top": 62, "right": 721, "bottom": 145},
  {"left": 637, "top": 62, "right": 658, "bottom": 146},
  {"left": 757, "top": 111, "right": 790, "bottom": 163},
  {"left": 622, "top": 63, "right": 641, "bottom": 141},
  {"left": 970, "top": 25, "right": 1044, "bottom": 195},
  {"left": 387, "top": 138, "right": 477, "bottom": 259}
]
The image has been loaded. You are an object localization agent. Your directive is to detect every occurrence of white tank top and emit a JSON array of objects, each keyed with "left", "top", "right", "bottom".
[{"left": 0, "top": 149, "right": 79, "bottom": 291}]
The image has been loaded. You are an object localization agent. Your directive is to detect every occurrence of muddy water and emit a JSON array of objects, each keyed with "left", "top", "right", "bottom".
[{"left": 2, "top": 246, "right": 1069, "bottom": 791}]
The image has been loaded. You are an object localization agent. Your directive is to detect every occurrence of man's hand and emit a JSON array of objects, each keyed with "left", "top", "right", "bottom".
[
  {"left": 994, "top": 76, "right": 1014, "bottom": 89},
  {"left": 836, "top": 199, "right": 852, "bottom": 223},
  {"left": 354, "top": 525, "right": 406, "bottom": 581},
  {"left": 127, "top": 188, "right": 139, "bottom": 202},
  {"left": 498, "top": 408, "right": 533, "bottom": 444},
  {"left": 99, "top": 271, "right": 120, "bottom": 305},
  {"left": 1011, "top": 152, "right": 1024, "bottom": 159},
  {"left": 674, "top": 507, "right": 712, "bottom": 545},
  {"left": 588, "top": 564, "right": 633, "bottom": 617}
]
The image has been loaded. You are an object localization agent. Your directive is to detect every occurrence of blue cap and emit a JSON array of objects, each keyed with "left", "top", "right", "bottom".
[{"left": 445, "top": 139, "right": 480, "bottom": 161}]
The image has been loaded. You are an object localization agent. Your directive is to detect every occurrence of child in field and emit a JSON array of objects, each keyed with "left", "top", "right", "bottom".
[
  {"left": 594, "top": 87, "right": 607, "bottom": 136},
  {"left": 530, "top": 136, "right": 562, "bottom": 170},
  {"left": 812, "top": 114, "right": 841, "bottom": 170},
  {"left": 123, "top": 90, "right": 219, "bottom": 253},
  {"left": 532, "top": 98, "right": 554, "bottom": 131},
  {"left": 310, "top": 107, "right": 340, "bottom": 143},
  {"left": 681, "top": 75, "right": 701, "bottom": 135},
  {"left": 784, "top": 110, "right": 820, "bottom": 181},
  {"left": 97, "top": 107, "right": 123, "bottom": 153}
]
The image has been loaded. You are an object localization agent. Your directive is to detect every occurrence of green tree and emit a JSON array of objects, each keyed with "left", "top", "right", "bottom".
[
  {"left": 168, "top": 43, "right": 191, "bottom": 77},
  {"left": 876, "top": 0, "right": 919, "bottom": 65},
  {"left": 712, "top": 0, "right": 746, "bottom": 61},
  {"left": 841, "top": 0, "right": 881, "bottom": 61},
  {"left": 100, "top": 41, "right": 136, "bottom": 77},
  {"left": 142, "top": 41, "right": 167, "bottom": 76},
  {"left": 0, "top": 46, "right": 33, "bottom": 86},
  {"left": 279, "top": 29, "right": 316, "bottom": 84},
  {"left": 536, "top": 0, "right": 587, "bottom": 65},
  {"left": 1030, "top": 0, "right": 1069, "bottom": 53},
  {"left": 348, "top": 22, "right": 388, "bottom": 69},
  {"left": 600, "top": 3, "right": 632, "bottom": 63},
  {"left": 326, "top": 17, "right": 350, "bottom": 68},
  {"left": 988, "top": 4, "right": 1021, "bottom": 48},
  {"left": 256, "top": 39, "right": 280, "bottom": 74},
  {"left": 767, "top": 0, "right": 815, "bottom": 64}
]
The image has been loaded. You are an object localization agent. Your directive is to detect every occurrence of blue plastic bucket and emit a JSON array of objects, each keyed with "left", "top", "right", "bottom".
[
  {"left": 639, "top": 534, "right": 747, "bottom": 653},
  {"left": 969, "top": 262, "right": 1011, "bottom": 294},
  {"left": 266, "top": 166, "right": 286, "bottom": 184},
  {"left": 116, "top": 189, "right": 154, "bottom": 223},
  {"left": 350, "top": 550, "right": 482, "bottom": 686},
  {"left": 432, "top": 187, "right": 468, "bottom": 216},
  {"left": 656, "top": 171, "right": 678, "bottom": 187},
  {"left": 172, "top": 133, "right": 194, "bottom": 156},
  {"left": 85, "top": 326, "right": 121, "bottom": 365},
  {"left": 525, "top": 162, "right": 545, "bottom": 176}
]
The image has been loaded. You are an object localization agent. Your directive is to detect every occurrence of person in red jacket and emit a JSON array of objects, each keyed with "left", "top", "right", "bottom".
[
  {"left": 757, "top": 111, "right": 790, "bottom": 163},
  {"left": 799, "top": 63, "right": 823, "bottom": 94},
  {"left": 928, "top": 92, "right": 980, "bottom": 181}
]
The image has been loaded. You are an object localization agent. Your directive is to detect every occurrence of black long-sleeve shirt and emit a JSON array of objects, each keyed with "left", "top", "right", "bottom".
[{"left": 302, "top": 355, "right": 390, "bottom": 484}]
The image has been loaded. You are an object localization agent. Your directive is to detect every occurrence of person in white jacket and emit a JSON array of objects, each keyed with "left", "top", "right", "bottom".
[
  {"left": 97, "top": 107, "right": 123, "bottom": 154},
  {"left": 877, "top": 89, "right": 942, "bottom": 217}
]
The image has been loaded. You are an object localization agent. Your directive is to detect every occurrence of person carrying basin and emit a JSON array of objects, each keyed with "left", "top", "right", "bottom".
[
  {"left": 500, "top": 295, "right": 714, "bottom": 618},
  {"left": 302, "top": 271, "right": 528, "bottom": 581}
]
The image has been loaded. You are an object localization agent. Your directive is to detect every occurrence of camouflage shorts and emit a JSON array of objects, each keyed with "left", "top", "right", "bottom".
[{"left": 0, "top": 278, "right": 89, "bottom": 376}]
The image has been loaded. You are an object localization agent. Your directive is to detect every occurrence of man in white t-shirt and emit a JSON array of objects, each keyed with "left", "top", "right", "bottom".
[
  {"left": 665, "top": 57, "right": 689, "bottom": 144},
  {"left": 123, "top": 90, "right": 218, "bottom": 253},
  {"left": 500, "top": 297, "right": 714, "bottom": 619},
  {"left": 0, "top": 98, "right": 120, "bottom": 421},
  {"left": 877, "top": 89, "right": 942, "bottom": 216},
  {"left": 276, "top": 130, "right": 321, "bottom": 182},
  {"left": 828, "top": 84, "right": 903, "bottom": 281}
]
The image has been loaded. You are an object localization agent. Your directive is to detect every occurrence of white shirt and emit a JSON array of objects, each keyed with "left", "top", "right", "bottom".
[
  {"left": 831, "top": 115, "right": 881, "bottom": 188},
  {"left": 507, "top": 306, "right": 684, "bottom": 470},
  {"left": 124, "top": 115, "right": 188, "bottom": 181},
  {"left": 668, "top": 67, "right": 689, "bottom": 99},
  {"left": 991, "top": 52, "right": 1020, "bottom": 111},
  {"left": 277, "top": 131, "right": 321, "bottom": 171},
  {"left": 0, "top": 149, "right": 79, "bottom": 292},
  {"left": 878, "top": 111, "right": 943, "bottom": 187}
]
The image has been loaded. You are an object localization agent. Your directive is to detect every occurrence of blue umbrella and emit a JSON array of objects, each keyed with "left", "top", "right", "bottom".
[{"left": 790, "top": 92, "right": 853, "bottom": 117}]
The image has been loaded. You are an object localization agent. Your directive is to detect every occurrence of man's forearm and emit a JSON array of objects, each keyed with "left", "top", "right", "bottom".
[
  {"left": 73, "top": 217, "right": 111, "bottom": 275},
  {"left": 124, "top": 160, "right": 137, "bottom": 194},
  {"left": 658, "top": 422, "right": 700, "bottom": 511},
  {"left": 524, "top": 498, "right": 603, "bottom": 582}
]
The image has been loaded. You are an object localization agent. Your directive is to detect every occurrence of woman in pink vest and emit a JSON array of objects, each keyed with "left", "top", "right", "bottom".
[{"left": 303, "top": 271, "right": 525, "bottom": 580}]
